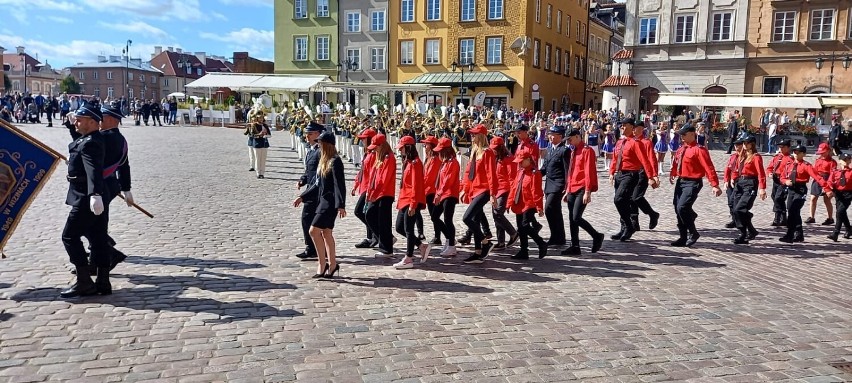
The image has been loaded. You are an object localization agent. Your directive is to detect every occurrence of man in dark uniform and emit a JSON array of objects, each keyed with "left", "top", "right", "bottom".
[
  {"left": 767, "top": 139, "right": 792, "bottom": 226},
  {"left": 608, "top": 118, "right": 658, "bottom": 241},
  {"left": 296, "top": 121, "right": 325, "bottom": 260},
  {"left": 540, "top": 124, "right": 569, "bottom": 246},
  {"left": 668, "top": 124, "right": 722, "bottom": 247},
  {"left": 60, "top": 102, "right": 111, "bottom": 298},
  {"left": 100, "top": 103, "right": 133, "bottom": 270},
  {"left": 630, "top": 122, "right": 661, "bottom": 231},
  {"left": 829, "top": 117, "right": 843, "bottom": 156}
]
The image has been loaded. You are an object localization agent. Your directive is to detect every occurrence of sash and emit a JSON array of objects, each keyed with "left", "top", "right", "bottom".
[{"left": 103, "top": 140, "right": 128, "bottom": 178}]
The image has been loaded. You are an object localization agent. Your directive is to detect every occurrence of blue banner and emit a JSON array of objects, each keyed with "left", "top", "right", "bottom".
[{"left": 0, "top": 121, "right": 62, "bottom": 256}]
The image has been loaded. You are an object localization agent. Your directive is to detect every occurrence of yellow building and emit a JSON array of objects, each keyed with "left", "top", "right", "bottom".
[
  {"left": 586, "top": 17, "right": 612, "bottom": 110},
  {"left": 391, "top": 0, "right": 590, "bottom": 112}
]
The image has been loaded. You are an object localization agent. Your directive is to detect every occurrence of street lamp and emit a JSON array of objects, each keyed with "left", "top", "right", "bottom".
[
  {"left": 123, "top": 40, "right": 132, "bottom": 99},
  {"left": 451, "top": 60, "right": 475, "bottom": 107},
  {"left": 18, "top": 53, "right": 27, "bottom": 95},
  {"left": 815, "top": 52, "right": 851, "bottom": 94},
  {"left": 177, "top": 54, "right": 191, "bottom": 101},
  {"left": 337, "top": 58, "right": 358, "bottom": 104}
]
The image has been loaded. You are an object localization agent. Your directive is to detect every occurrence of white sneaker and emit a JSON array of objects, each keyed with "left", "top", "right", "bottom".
[
  {"left": 419, "top": 244, "right": 431, "bottom": 262},
  {"left": 440, "top": 246, "right": 457, "bottom": 257},
  {"left": 393, "top": 258, "right": 414, "bottom": 269},
  {"left": 374, "top": 252, "right": 395, "bottom": 258}
]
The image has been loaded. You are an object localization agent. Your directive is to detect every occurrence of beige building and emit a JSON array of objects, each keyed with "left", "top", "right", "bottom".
[{"left": 3, "top": 46, "right": 63, "bottom": 96}]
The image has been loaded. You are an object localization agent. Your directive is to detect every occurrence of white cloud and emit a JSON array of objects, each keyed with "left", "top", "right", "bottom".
[
  {"left": 0, "top": 33, "right": 185, "bottom": 68},
  {"left": 211, "top": 12, "right": 228, "bottom": 21},
  {"left": 99, "top": 21, "right": 170, "bottom": 39},
  {"left": 0, "top": 0, "right": 77, "bottom": 12},
  {"left": 219, "top": 0, "right": 272, "bottom": 7},
  {"left": 44, "top": 16, "right": 74, "bottom": 24},
  {"left": 79, "top": 0, "right": 205, "bottom": 21},
  {"left": 199, "top": 28, "right": 273, "bottom": 56}
]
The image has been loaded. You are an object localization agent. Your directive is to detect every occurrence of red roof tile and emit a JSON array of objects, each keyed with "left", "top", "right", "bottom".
[
  {"left": 612, "top": 49, "right": 633, "bottom": 61},
  {"left": 600, "top": 75, "right": 638, "bottom": 87}
]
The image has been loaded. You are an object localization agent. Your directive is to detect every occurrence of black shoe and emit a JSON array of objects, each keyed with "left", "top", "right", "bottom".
[
  {"left": 249, "top": 168, "right": 255, "bottom": 172},
  {"left": 822, "top": 218, "right": 835, "bottom": 226},
  {"left": 457, "top": 236, "right": 472, "bottom": 246},
  {"left": 827, "top": 232, "right": 840, "bottom": 242},
  {"left": 747, "top": 229, "right": 759, "bottom": 240},
  {"left": 648, "top": 212, "right": 660, "bottom": 230},
  {"left": 670, "top": 238, "right": 688, "bottom": 247},
  {"left": 257, "top": 175, "right": 264, "bottom": 179},
  {"left": 561, "top": 246, "right": 581, "bottom": 256},
  {"left": 610, "top": 231, "right": 625, "bottom": 241},
  {"left": 546, "top": 239, "right": 566, "bottom": 247},
  {"left": 480, "top": 241, "right": 494, "bottom": 260},
  {"left": 313, "top": 264, "right": 330, "bottom": 278},
  {"left": 429, "top": 237, "right": 442, "bottom": 246},
  {"left": 354, "top": 239, "right": 373, "bottom": 248},
  {"left": 322, "top": 264, "right": 340, "bottom": 279},
  {"left": 845, "top": 230, "right": 852, "bottom": 239},
  {"left": 109, "top": 249, "right": 127, "bottom": 271},
  {"left": 506, "top": 233, "right": 520, "bottom": 247},
  {"left": 296, "top": 252, "right": 317, "bottom": 260},
  {"left": 793, "top": 235, "right": 804, "bottom": 243},
  {"left": 779, "top": 235, "right": 794, "bottom": 243},
  {"left": 511, "top": 250, "right": 529, "bottom": 260},
  {"left": 463, "top": 253, "right": 484, "bottom": 264},
  {"left": 725, "top": 221, "right": 737, "bottom": 229},
  {"left": 538, "top": 242, "right": 549, "bottom": 259},
  {"left": 805, "top": 217, "right": 815, "bottom": 224},
  {"left": 620, "top": 228, "right": 636, "bottom": 242},
  {"left": 483, "top": 233, "right": 493, "bottom": 240},
  {"left": 493, "top": 242, "right": 506, "bottom": 250},
  {"left": 95, "top": 268, "right": 112, "bottom": 295},
  {"left": 733, "top": 235, "right": 749, "bottom": 245},
  {"left": 591, "top": 233, "right": 604, "bottom": 253},
  {"left": 60, "top": 266, "right": 98, "bottom": 298},
  {"left": 631, "top": 219, "right": 641, "bottom": 232},
  {"left": 685, "top": 232, "right": 701, "bottom": 247}
]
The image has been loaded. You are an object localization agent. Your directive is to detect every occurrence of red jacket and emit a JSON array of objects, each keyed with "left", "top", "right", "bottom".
[
  {"left": 670, "top": 142, "right": 719, "bottom": 187},
  {"left": 637, "top": 137, "right": 658, "bottom": 178},
  {"left": 515, "top": 138, "right": 540, "bottom": 164},
  {"left": 609, "top": 135, "right": 656, "bottom": 176},
  {"left": 461, "top": 148, "right": 498, "bottom": 202},
  {"left": 397, "top": 159, "right": 426, "bottom": 211},
  {"left": 423, "top": 156, "right": 441, "bottom": 195},
  {"left": 366, "top": 153, "right": 397, "bottom": 202},
  {"left": 723, "top": 153, "right": 739, "bottom": 183},
  {"left": 825, "top": 168, "right": 852, "bottom": 193},
  {"left": 781, "top": 159, "right": 829, "bottom": 188},
  {"left": 354, "top": 151, "right": 376, "bottom": 194},
  {"left": 566, "top": 143, "right": 598, "bottom": 193},
  {"left": 733, "top": 154, "right": 767, "bottom": 189},
  {"left": 508, "top": 167, "right": 543, "bottom": 214},
  {"left": 814, "top": 158, "right": 837, "bottom": 178},
  {"left": 766, "top": 153, "right": 792, "bottom": 180},
  {"left": 434, "top": 158, "right": 460, "bottom": 203},
  {"left": 495, "top": 156, "right": 516, "bottom": 197}
]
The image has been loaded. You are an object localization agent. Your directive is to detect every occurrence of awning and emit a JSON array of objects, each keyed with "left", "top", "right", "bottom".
[
  {"left": 185, "top": 73, "right": 333, "bottom": 92},
  {"left": 404, "top": 71, "right": 516, "bottom": 86},
  {"left": 655, "top": 94, "right": 822, "bottom": 109},
  {"left": 820, "top": 97, "right": 852, "bottom": 107}
]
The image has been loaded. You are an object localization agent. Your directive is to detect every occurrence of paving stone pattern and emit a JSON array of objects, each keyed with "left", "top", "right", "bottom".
[{"left": 0, "top": 124, "right": 850, "bottom": 383}]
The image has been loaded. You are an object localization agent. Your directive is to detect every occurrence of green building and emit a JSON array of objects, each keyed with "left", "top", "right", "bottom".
[{"left": 275, "top": 0, "right": 339, "bottom": 82}]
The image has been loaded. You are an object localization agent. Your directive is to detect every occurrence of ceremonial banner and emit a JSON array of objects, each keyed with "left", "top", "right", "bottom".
[{"left": 0, "top": 120, "right": 63, "bottom": 257}]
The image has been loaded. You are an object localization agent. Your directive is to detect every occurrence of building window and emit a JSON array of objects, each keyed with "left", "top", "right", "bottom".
[
  {"left": 566, "top": 15, "right": 571, "bottom": 37},
  {"left": 711, "top": 12, "right": 733, "bottom": 41},
  {"left": 316, "top": 35, "right": 330, "bottom": 60},
  {"left": 128, "top": 89, "right": 132, "bottom": 99},
  {"left": 486, "top": 37, "right": 502, "bottom": 64},
  {"left": 574, "top": 56, "right": 581, "bottom": 78},
  {"left": 763, "top": 76, "right": 785, "bottom": 94},
  {"left": 371, "top": 48, "right": 385, "bottom": 70},
  {"left": 294, "top": 36, "right": 308, "bottom": 61},
  {"left": 79, "top": 72, "right": 85, "bottom": 80},
  {"left": 576, "top": 21, "right": 581, "bottom": 42},
  {"left": 488, "top": 0, "right": 503, "bottom": 19},
  {"left": 140, "top": 74, "right": 145, "bottom": 82},
  {"left": 106, "top": 71, "right": 113, "bottom": 80},
  {"left": 94, "top": 89, "right": 100, "bottom": 98},
  {"left": 164, "top": 78, "right": 169, "bottom": 86},
  {"left": 556, "top": 10, "right": 562, "bottom": 33},
  {"left": 92, "top": 71, "right": 98, "bottom": 80},
  {"left": 546, "top": 4, "right": 552, "bottom": 28},
  {"left": 425, "top": 39, "right": 441, "bottom": 64},
  {"left": 108, "top": 87, "right": 114, "bottom": 98},
  {"left": 346, "top": 12, "right": 361, "bottom": 32},
  {"left": 533, "top": 39, "right": 540, "bottom": 67},
  {"left": 127, "top": 72, "right": 132, "bottom": 81},
  {"left": 535, "top": 0, "right": 540, "bottom": 23},
  {"left": 346, "top": 48, "right": 361, "bottom": 69},
  {"left": 401, "top": 0, "right": 415, "bottom": 22},
  {"left": 426, "top": 0, "right": 441, "bottom": 21},
  {"left": 317, "top": 0, "right": 329, "bottom": 17},
  {"left": 674, "top": 14, "right": 695, "bottom": 43},
  {"left": 400, "top": 41, "right": 414, "bottom": 65},
  {"left": 371, "top": 10, "right": 386, "bottom": 31},
  {"left": 581, "top": 23, "right": 586, "bottom": 43},
  {"left": 459, "top": 38, "right": 475, "bottom": 64},
  {"left": 196, "top": 68, "right": 202, "bottom": 76},
  {"left": 460, "top": 0, "right": 475, "bottom": 21},
  {"left": 810, "top": 9, "right": 835, "bottom": 40},
  {"left": 294, "top": 0, "right": 307, "bottom": 19},
  {"left": 544, "top": 43, "right": 551, "bottom": 70},
  {"left": 12, "top": 80, "right": 19, "bottom": 91},
  {"left": 554, "top": 48, "right": 561, "bottom": 74},
  {"left": 639, "top": 17, "right": 658, "bottom": 45},
  {"left": 772, "top": 11, "right": 796, "bottom": 42}
]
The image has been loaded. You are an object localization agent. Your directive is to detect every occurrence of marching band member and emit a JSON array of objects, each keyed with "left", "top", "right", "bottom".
[
  {"left": 630, "top": 122, "right": 661, "bottom": 232},
  {"left": 723, "top": 138, "right": 744, "bottom": 228},
  {"left": 825, "top": 153, "right": 852, "bottom": 241},
  {"left": 352, "top": 128, "right": 377, "bottom": 248},
  {"left": 766, "top": 139, "right": 793, "bottom": 227},
  {"left": 393, "top": 136, "right": 430, "bottom": 269},
  {"left": 609, "top": 118, "right": 658, "bottom": 242},
  {"left": 668, "top": 124, "right": 722, "bottom": 247},
  {"left": 562, "top": 129, "right": 604, "bottom": 255},
  {"left": 508, "top": 148, "right": 546, "bottom": 260},
  {"left": 601, "top": 124, "right": 616, "bottom": 169},
  {"left": 244, "top": 110, "right": 271, "bottom": 179},
  {"left": 460, "top": 124, "right": 499, "bottom": 263},
  {"left": 540, "top": 124, "right": 569, "bottom": 246},
  {"left": 780, "top": 145, "right": 830, "bottom": 243},
  {"left": 654, "top": 123, "right": 669, "bottom": 173},
  {"left": 365, "top": 134, "right": 397, "bottom": 257},
  {"left": 296, "top": 122, "right": 326, "bottom": 260},
  {"left": 490, "top": 136, "right": 519, "bottom": 249},
  {"left": 730, "top": 135, "right": 767, "bottom": 244},
  {"left": 433, "top": 137, "right": 461, "bottom": 256},
  {"left": 806, "top": 143, "right": 836, "bottom": 225},
  {"left": 422, "top": 136, "right": 443, "bottom": 246},
  {"left": 294, "top": 132, "right": 346, "bottom": 278}
]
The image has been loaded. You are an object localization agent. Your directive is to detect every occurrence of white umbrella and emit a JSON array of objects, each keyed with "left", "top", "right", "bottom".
[{"left": 167, "top": 92, "right": 186, "bottom": 98}]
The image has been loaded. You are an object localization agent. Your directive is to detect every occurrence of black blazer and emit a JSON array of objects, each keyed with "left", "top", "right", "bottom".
[
  {"left": 102, "top": 128, "right": 131, "bottom": 201},
  {"left": 300, "top": 156, "right": 345, "bottom": 213},
  {"left": 300, "top": 144, "right": 321, "bottom": 201},
  {"left": 540, "top": 142, "right": 570, "bottom": 194},
  {"left": 65, "top": 131, "right": 105, "bottom": 208}
]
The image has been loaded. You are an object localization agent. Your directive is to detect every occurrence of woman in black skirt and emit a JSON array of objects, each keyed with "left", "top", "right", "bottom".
[{"left": 294, "top": 132, "right": 346, "bottom": 278}]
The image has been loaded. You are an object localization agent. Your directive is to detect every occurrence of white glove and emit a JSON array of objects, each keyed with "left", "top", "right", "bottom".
[
  {"left": 123, "top": 191, "right": 134, "bottom": 207},
  {"left": 90, "top": 195, "right": 104, "bottom": 216}
]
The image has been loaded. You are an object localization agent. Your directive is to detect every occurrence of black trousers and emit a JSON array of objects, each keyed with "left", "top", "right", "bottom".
[
  {"left": 395, "top": 207, "right": 423, "bottom": 257},
  {"left": 771, "top": 179, "right": 787, "bottom": 214},
  {"left": 834, "top": 190, "right": 852, "bottom": 234},
  {"left": 631, "top": 171, "right": 656, "bottom": 218},
  {"left": 354, "top": 193, "right": 374, "bottom": 241},
  {"left": 733, "top": 178, "right": 758, "bottom": 234},
  {"left": 566, "top": 189, "right": 599, "bottom": 247},
  {"left": 492, "top": 193, "right": 516, "bottom": 243},
  {"left": 544, "top": 192, "right": 565, "bottom": 243},
  {"left": 426, "top": 194, "right": 441, "bottom": 240},
  {"left": 301, "top": 200, "right": 319, "bottom": 256},
  {"left": 726, "top": 185, "right": 735, "bottom": 222},
  {"left": 613, "top": 172, "right": 641, "bottom": 232},
  {"left": 463, "top": 192, "right": 490, "bottom": 250},
  {"left": 366, "top": 196, "right": 395, "bottom": 254},
  {"left": 516, "top": 209, "right": 544, "bottom": 251},
  {"left": 673, "top": 179, "right": 703, "bottom": 238},
  {"left": 433, "top": 198, "right": 458, "bottom": 246},
  {"left": 62, "top": 204, "right": 110, "bottom": 268},
  {"left": 785, "top": 184, "right": 808, "bottom": 237}
]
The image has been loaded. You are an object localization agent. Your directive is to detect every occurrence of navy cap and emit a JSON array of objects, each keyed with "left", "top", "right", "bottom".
[
  {"left": 619, "top": 117, "right": 636, "bottom": 126},
  {"left": 792, "top": 145, "right": 807, "bottom": 153},
  {"left": 741, "top": 135, "right": 756, "bottom": 144},
  {"left": 74, "top": 101, "right": 103, "bottom": 122},
  {"left": 678, "top": 124, "right": 696, "bottom": 135},
  {"left": 306, "top": 121, "right": 326, "bottom": 133},
  {"left": 101, "top": 104, "right": 123, "bottom": 120},
  {"left": 566, "top": 129, "right": 582, "bottom": 137},
  {"left": 514, "top": 124, "right": 530, "bottom": 131},
  {"left": 778, "top": 139, "right": 792, "bottom": 147},
  {"left": 839, "top": 153, "right": 851, "bottom": 161},
  {"left": 548, "top": 125, "right": 566, "bottom": 135},
  {"left": 319, "top": 131, "right": 336, "bottom": 144}
]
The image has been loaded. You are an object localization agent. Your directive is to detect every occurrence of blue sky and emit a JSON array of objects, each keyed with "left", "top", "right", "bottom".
[{"left": 0, "top": 0, "right": 274, "bottom": 69}]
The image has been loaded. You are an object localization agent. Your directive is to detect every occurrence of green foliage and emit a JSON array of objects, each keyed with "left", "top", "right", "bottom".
[
  {"left": 659, "top": 105, "right": 674, "bottom": 115},
  {"left": 226, "top": 95, "right": 236, "bottom": 105},
  {"left": 3, "top": 73, "right": 11, "bottom": 92},
  {"left": 59, "top": 75, "right": 81, "bottom": 94},
  {"left": 370, "top": 94, "right": 390, "bottom": 108}
]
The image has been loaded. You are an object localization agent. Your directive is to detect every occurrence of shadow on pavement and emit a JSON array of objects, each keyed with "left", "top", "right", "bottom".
[
  {"left": 0, "top": 312, "right": 13, "bottom": 322},
  {"left": 125, "top": 255, "right": 267, "bottom": 270},
  {"left": 0, "top": 283, "right": 11, "bottom": 290},
  {"left": 331, "top": 277, "right": 495, "bottom": 293}
]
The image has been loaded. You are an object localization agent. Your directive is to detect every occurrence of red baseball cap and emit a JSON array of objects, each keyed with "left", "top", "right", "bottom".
[
  {"left": 357, "top": 128, "right": 377, "bottom": 139},
  {"left": 469, "top": 124, "right": 488, "bottom": 135},
  {"left": 397, "top": 135, "right": 416, "bottom": 149},
  {"left": 816, "top": 142, "right": 830, "bottom": 155},
  {"left": 422, "top": 136, "right": 439, "bottom": 146},
  {"left": 489, "top": 136, "right": 505, "bottom": 150},
  {"left": 434, "top": 137, "right": 453, "bottom": 152},
  {"left": 367, "top": 134, "right": 386, "bottom": 150}
]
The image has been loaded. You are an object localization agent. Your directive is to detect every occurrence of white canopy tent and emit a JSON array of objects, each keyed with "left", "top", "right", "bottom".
[
  {"left": 655, "top": 93, "right": 824, "bottom": 109},
  {"left": 184, "top": 73, "right": 334, "bottom": 93}
]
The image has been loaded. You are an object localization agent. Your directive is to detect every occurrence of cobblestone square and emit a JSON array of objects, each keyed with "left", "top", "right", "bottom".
[{"left": 0, "top": 123, "right": 850, "bottom": 382}]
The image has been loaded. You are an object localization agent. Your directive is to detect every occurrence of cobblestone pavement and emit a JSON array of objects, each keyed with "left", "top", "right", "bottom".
[{"left": 0, "top": 122, "right": 850, "bottom": 383}]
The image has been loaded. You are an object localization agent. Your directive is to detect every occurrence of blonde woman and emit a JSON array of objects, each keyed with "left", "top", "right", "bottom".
[
  {"left": 730, "top": 135, "right": 767, "bottom": 244},
  {"left": 460, "top": 124, "right": 498, "bottom": 263},
  {"left": 294, "top": 132, "right": 346, "bottom": 278}
]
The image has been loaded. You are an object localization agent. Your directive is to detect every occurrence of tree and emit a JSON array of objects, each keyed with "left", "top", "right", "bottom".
[
  {"left": 2, "top": 73, "right": 10, "bottom": 92},
  {"left": 59, "top": 75, "right": 81, "bottom": 94}
]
